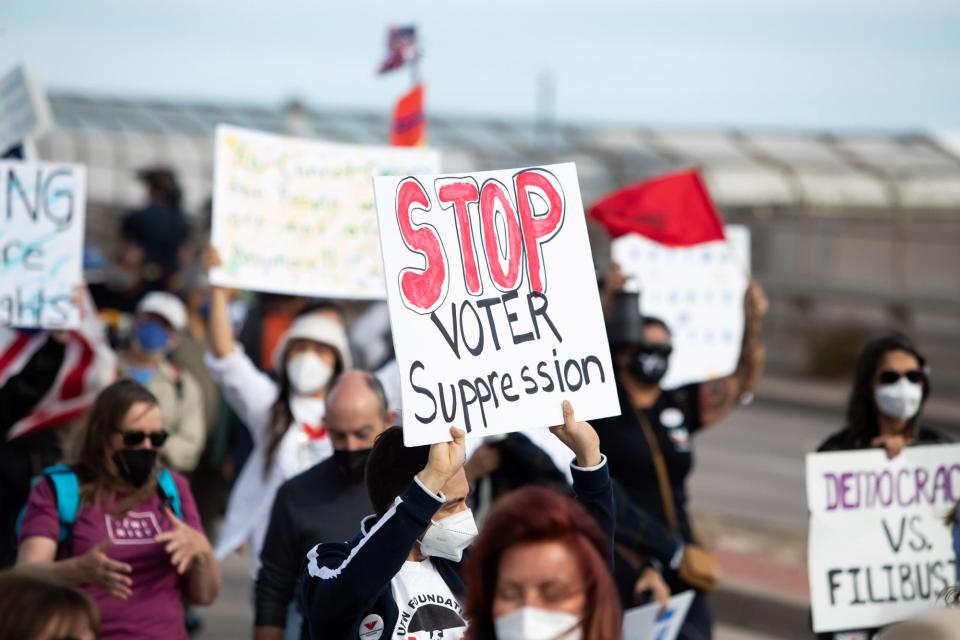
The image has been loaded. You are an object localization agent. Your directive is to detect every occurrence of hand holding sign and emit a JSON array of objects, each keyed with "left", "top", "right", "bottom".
[
  {"left": 549, "top": 400, "right": 602, "bottom": 468},
  {"left": 417, "top": 426, "right": 467, "bottom": 495}
]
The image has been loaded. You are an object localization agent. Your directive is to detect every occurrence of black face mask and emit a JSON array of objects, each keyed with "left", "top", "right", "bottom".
[
  {"left": 627, "top": 343, "right": 673, "bottom": 386},
  {"left": 333, "top": 448, "right": 372, "bottom": 484},
  {"left": 112, "top": 449, "right": 158, "bottom": 487}
]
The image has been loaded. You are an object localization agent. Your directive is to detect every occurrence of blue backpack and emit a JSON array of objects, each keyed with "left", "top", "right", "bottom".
[{"left": 17, "top": 464, "right": 183, "bottom": 555}]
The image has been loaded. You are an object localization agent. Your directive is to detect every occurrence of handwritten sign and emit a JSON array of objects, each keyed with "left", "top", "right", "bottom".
[
  {"left": 210, "top": 125, "right": 440, "bottom": 298},
  {"left": 622, "top": 591, "right": 695, "bottom": 640},
  {"left": 806, "top": 444, "right": 960, "bottom": 632},
  {"left": 611, "top": 225, "right": 750, "bottom": 389},
  {"left": 1, "top": 162, "right": 86, "bottom": 328},
  {"left": 0, "top": 66, "right": 53, "bottom": 153},
  {"left": 373, "top": 163, "right": 620, "bottom": 446}
]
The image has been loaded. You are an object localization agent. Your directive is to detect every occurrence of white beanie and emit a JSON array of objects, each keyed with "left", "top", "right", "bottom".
[
  {"left": 137, "top": 291, "right": 187, "bottom": 331},
  {"left": 271, "top": 314, "right": 353, "bottom": 373}
]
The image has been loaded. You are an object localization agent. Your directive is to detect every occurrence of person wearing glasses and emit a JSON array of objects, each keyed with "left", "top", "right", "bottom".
[
  {"left": 817, "top": 333, "right": 949, "bottom": 456},
  {"left": 815, "top": 333, "right": 952, "bottom": 640},
  {"left": 15, "top": 380, "right": 221, "bottom": 640}
]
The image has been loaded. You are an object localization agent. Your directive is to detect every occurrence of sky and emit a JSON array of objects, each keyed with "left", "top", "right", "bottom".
[{"left": 2, "top": 0, "right": 959, "bottom": 131}]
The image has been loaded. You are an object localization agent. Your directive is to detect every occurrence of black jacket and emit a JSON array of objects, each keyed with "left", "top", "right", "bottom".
[
  {"left": 299, "top": 458, "right": 614, "bottom": 640},
  {"left": 256, "top": 458, "right": 373, "bottom": 628}
]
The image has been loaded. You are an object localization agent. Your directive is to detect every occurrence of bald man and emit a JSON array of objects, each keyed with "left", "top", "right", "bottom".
[{"left": 255, "top": 371, "right": 396, "bottom": 640}]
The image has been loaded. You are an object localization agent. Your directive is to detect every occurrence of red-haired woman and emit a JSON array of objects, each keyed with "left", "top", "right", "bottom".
[{"left": 465, "top": 481, "right": 623, "bottom": 639}]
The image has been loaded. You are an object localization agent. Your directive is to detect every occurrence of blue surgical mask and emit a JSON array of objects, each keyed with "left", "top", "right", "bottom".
[{"left": 135, "top": 320, "right": 170, "bottom": 353}]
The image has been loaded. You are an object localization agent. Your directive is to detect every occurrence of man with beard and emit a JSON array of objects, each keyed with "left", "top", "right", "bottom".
[{"left": 255, "top": 370, "right": 395, "bottom": 640}]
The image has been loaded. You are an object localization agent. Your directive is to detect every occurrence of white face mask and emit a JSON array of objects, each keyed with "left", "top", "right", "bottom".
[
  {"left": 419, "top": 508, "right": 478, "bottom": 562},
  {"left": 286, "top": 353, "right": 333, "bottom": 396},
  {"left": 494, "top": 607, "right": 582, "bottom": 640},
  {"left": 874, "top": 378, "right": 924, "bottom": 421}
]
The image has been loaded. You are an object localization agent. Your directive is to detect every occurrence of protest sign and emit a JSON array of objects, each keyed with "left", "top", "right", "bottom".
[
  {"left": 611, "top": 225, "right": 750, "bottom": 389},
  {"left": 0, "top": 66, "right": 53, "bottom": 154},
  {"left": 622, "top": 591, "right": 695, "bottom": 640},
  {"left": 373, "top": 163, "right": 621, "bottom": 446},
  {"left": 211, "top": 125, "right": 440, "bottom": 298},
  {"left": 0, "top": 161, "right": 86, "bottom": 328},
  {"left": 806, "top": 444, "right": 960, "bottom": 632}
]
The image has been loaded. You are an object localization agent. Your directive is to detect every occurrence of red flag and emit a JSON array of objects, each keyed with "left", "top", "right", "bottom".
[
  {"left": 590, "top": 169, "right": 725, "bottom": 246},
  {"left": 378, "top": 26, "right": 419, "bottom": 74},
  {"left": 390, "top": 84, "right": 425, "bottom": 147}
]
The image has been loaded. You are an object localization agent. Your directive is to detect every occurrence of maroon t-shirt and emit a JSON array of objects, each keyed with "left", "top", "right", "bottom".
[{"left": 19, "top": 471, "right": 203, "bottom": 640}]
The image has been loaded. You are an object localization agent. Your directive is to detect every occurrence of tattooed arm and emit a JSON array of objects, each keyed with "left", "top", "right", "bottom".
[{"left": 698, "top": 280, "right": 768, "bottom": 427}]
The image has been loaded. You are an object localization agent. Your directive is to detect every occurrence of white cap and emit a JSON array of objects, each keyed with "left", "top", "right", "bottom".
[
  {"left": 137, "top": 292, "right": 188, "bottom": 331},
  {"left": 271, "top": 314, "right": 353, "bottom": 373}
]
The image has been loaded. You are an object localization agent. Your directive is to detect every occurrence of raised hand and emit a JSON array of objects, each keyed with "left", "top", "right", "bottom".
[
  {"left": 155, "top": 507, "right": 213, "bottom": 575},
  {"left": 550, "top": 400, "right": 602, "bottom": 468},
  {"left": 76, "top": 539, "right": 133, "bottom": 599},
  {"left": 417, "top": 426, "right": 467, "bottom": 495}
]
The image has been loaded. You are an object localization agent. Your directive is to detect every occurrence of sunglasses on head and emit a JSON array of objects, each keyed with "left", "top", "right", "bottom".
[
  {"left": 117, "top": 430, "right": 169, "bottom": 448},
  {"left": 877, "top": 369, "right": 925, "bottom": 385}
]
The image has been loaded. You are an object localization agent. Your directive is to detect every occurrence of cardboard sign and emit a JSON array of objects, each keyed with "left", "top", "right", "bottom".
[
  {"left": 611, "top": 225, "right": 750, "bottom": 389},
  {"left": 0, "top": 66, "right": 53, "bottom": 153},
  {"left": 211, "top": 125, "right": 440, "bottom": 298},
  {"left": 806, "top": 444, "right": 960, "bottom": 632},
  {"left": 622, "top": 591, "right": 696, "bottom": 640},
  {"left": 0, "top": 162, "right": 86, "bottom": 328},
  {"left": 373, "top": 163, "right": 620, "bottom": 446}
]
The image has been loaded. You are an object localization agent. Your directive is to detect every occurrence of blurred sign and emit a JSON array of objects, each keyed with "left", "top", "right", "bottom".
[
  {"left": 0, "top": 161, "right": 86, "bottom": 328},
  {"left": 622, "top": 591, "right": 695, "bottom": 640},
  {"left": 806, "top": 444, "right": 960, "bottom": 632},
  {"left": 210, "top": 125, "right": 440, "bottom": 298},
  {"left": 373, "top": 163, "right": 619, "bottom": 446},
  {"left": 611, "top": 225, "right": 750, "bottom": 389},
  {"left": 0, "top": 65, "right": 53, "bottom": 154}
]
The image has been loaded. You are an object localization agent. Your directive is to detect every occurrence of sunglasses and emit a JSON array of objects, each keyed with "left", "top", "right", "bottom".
[
  {"left": 117, "top": 430, "right": 169, "bottom": 448},
  {"left": 636, "top": 342, "right": 673, "bottom": 357},
  {"left": 877, "top": 369, "right": 925, "bottom": 385}
]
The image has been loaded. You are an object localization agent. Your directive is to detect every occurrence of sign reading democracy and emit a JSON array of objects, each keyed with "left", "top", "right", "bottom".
[
  {"left": 211, "top": 125, "right": 440, "bottom": 298},
  {"left": 374, "top": 163, "right": 620, "bottom": 446},
  {"left": 0, "top": 161, "right": 86, "bottom": 328},
  {"left": 806, "top": 444, "right": 960, "bottom": 632}
]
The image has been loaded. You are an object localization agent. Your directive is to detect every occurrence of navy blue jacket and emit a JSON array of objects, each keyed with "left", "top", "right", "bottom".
[{"left": 299, "top": 458, "right": 613, "bottom": 639}]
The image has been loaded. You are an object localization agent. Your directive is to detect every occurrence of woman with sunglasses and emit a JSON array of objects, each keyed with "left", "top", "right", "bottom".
[
  {"left": 15, "top": 380, "right": 221, "bottom": 639},
  {"left": 815, "top": 333, "right": 951, "bottom": 640}
]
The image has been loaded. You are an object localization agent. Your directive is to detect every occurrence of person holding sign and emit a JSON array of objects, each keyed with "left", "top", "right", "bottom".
[
  {"left": 814, "top": 333, "right": 953, "bottom": 640},
  {"left": 16, "top": 380, "right": 220, "bottom": 639},
  {"left": 203, "top": 250, "right": 352, "bottom": 575},
  {"left": 592, "top": 283, "right": 767, "bottom": 640},
  {"left": 299, "top": 401, "right": 613, "bottom": 640}
]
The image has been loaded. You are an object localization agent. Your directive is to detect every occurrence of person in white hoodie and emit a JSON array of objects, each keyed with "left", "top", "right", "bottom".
[{"left": 204, "top": 278, "right": 351, "bottom": 574}]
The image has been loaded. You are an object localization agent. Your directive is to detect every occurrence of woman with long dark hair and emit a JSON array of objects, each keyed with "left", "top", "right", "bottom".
[
  {"left": 464, "top": 485, "right": 623, "bottom": 640},
  {"left": 204, "top": 252, "right": 352, "bottom": 574},
  {"left": 818, "top": 333, "right": 949, "bottom": 455},
  {"left": 16, "top": 380, "right": 219, "bottom": 639},
  {"left": 0, "top": 572, "right": 100, "bottom": 640}
]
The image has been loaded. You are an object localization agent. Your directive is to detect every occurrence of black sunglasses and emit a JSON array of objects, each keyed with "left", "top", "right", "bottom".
[
  {"left": 636, "top": 342, "right": 673, "bottom": 357},
  {"left": 877, "top": 369, "right": 925, "bottom": 385},
  {"left": 118, "top": 430, "right": 169, "bottom": 448}
]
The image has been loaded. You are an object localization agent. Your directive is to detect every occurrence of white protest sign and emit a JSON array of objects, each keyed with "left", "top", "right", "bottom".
[
  {"left": 622, "top": 591, "right": 695, "bottom": 640},
  {"left": 0, "top": 66, "right": 53, "bottom": 153},
  {"left": 806, "top": 444, "right": 960, "bottom": 632},
  {"left": 373, "top": 163, "right": 620, "bottom": 446},
  {"left": 211, "top": 125, "right": 440, "bottom": 298},
  {"left": 0, "top": 162, "right": 86, "bottom": 328},
  {"left": 611, "top": 225, "right": 750, "bottom": 389}
]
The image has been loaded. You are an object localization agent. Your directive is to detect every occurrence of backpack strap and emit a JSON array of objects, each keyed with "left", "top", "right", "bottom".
[
  {"left": 35, "top": 464, "right": 81, "bottom": 556},
  {"left": 156, "top": 468, "right": 183, "bottom": 520}
]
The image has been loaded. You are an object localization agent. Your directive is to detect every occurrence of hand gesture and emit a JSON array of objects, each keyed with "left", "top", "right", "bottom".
[
  {"left": 155, "top": 508, "right": 213, "bottom": 575},
  {"left": 550, "top": 401, "right": 602, "bottom": 468},
  {"left": 417, "top": 426, "right": 466, "bottom": 495},
  {"left": 76, "top": 539, "right": 133, "bottom": 599}
]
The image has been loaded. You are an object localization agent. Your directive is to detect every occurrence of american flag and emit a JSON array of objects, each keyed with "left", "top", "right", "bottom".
[
  {"left": 0, "top": 291, "right": 116, "bottom": 441},
  {"left": 378, "top": 26, "right": 420, "bottom": 74}
]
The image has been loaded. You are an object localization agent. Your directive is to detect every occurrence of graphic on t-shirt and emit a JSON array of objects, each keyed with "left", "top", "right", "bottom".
[
  {"left": 395, "top": 594, "right": 466, "bottom": 639},
  {"left": 105, "top": 510, "right": 161, "bottom": 545}
]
